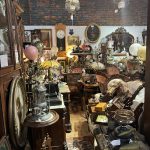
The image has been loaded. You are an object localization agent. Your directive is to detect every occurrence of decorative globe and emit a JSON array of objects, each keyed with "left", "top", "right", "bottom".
[
  {"left": 24, "top": 45, "right": 38, "bottom": 60},
  {"left": 129, "top": 43, "right": 142, "bottom": 57},
  {"left": 137, "top": 46, "right": 146, "bottom": 61}
]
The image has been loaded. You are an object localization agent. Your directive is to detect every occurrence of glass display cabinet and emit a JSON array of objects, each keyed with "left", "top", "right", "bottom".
[
  {"left": 0, "top": 0, "right": 12, "bottom": 68},
  {"left": 0, "top": 0, "right": 25, "bottom": 149}
]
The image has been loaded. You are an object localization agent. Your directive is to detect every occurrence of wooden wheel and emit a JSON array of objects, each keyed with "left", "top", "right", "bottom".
[{"left": 8, "top": 76, "right": 28, "bottom": 149}]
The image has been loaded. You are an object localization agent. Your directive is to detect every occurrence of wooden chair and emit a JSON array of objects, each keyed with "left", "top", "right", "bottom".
[{"left": 65, "top": 73, "right": 83, "bottom": 111}]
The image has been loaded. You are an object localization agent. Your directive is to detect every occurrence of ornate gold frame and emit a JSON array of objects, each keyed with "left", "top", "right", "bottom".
[{"left": 85, "top": 23, "right": 100, "bottom": 43}]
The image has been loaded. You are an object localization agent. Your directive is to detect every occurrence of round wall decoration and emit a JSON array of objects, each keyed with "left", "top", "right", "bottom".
[
  {"left": 8, "top": 76, "right": 28, "bottom": 149},
  {"left": 85, "top": 23, "right": 100, "bottom": 43}
]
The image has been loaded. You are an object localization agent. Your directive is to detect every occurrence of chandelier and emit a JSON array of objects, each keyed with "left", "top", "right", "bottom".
[
  {"left": 65, "top": 0, "right": 80, "bottom": 15},
  {"left": 65, "top": 0, "right": 80, "bottom": 35}
]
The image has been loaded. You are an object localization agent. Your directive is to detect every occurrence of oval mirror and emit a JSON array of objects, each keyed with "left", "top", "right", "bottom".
[{"left": 85, "top": 23, "right": 100, "bottom": 43}]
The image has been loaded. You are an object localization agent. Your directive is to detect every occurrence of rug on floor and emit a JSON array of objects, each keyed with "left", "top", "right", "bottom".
[{"left": 67, "top": 136, "right": 94, "bottom": 150}]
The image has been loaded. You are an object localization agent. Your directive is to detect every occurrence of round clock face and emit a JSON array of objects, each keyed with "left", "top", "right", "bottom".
[{"left": 57, "top": 30, "right": 65, "bottom": 39}]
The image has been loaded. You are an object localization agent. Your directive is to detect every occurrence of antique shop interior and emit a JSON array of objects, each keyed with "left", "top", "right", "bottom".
[{"left": 1, "top": 0, "right": 150, "bottom": 150}]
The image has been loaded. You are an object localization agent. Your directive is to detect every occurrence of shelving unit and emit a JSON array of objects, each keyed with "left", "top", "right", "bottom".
[
  {"left": 70, "top": 52, "right": 93, "bottom": 55},
  {"left": 70, "top": 52, "right": 93, "bottom": 66}
]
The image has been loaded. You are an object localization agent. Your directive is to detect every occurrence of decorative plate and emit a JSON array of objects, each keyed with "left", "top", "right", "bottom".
[{"left": 8, "top": 76, "right": 28, "bottom": 149}]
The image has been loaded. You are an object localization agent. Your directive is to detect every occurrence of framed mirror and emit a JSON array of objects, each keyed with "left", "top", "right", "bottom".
[
  {"left": 85, "top": 23, "right": 100, "bottom": 43},
  {"left": 106, "top": 27, "right": 134, "bottom": 53}
]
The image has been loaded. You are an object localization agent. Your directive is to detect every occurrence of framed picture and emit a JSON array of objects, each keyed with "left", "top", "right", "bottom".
[
  {"left": 57, "top": 57, "right": 66, "bottom": 70},
  {"left": 40, "top": 29, "right": 52, "bottom": 50},
  {"left": 85, "top": 23, "right": 100, "bottom": 43},
  {"left": 67, "top": 36, "right": 79, "bottom": 45},
  {"left": 59, "top": 60, "right": 66, "bottom": 69},
  {"left": 24, "top": 30, "right": 32, "bottom": 42},
  {"left": 0, "top": 136, "right": 11, "bottom": 150}
]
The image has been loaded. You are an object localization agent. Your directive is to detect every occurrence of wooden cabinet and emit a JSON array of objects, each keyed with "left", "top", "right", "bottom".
[
  {"left": 0, "top": 0, "right": 25, "bottom": 149},
  {"left": 59, "top": 84, "right": 72, "bottom": 133},
  {"left": 28, "top": 98, "right": 67, "bottom": 150},
  {"left": 55, "top": 23, "right": 66, "bottom": 51},
  {"left": 50, "top": 98, "right": 67, "bottom": 150}
]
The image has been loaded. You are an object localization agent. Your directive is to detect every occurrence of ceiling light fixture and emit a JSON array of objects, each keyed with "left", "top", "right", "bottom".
[
  {"left": 65, "top": 0, "right": 80, "bottom": 15},
  {"left": 65, "top": 0, "right": 80, "bottom": 35},
  {"left": 114, "top": 0, "right": 129, "bottom": 13}
]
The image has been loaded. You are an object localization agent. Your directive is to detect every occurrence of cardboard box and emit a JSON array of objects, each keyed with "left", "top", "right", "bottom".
[{"left": 95, "top": 102, "right": 107, "bottom": 112}]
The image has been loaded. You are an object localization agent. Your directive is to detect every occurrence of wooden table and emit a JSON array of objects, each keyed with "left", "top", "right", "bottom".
[
  {"left": 78, "top": 80, "right": 99, "bottom": 111},
  {"left": 27, "top": 95, "right": 68, "bottom": 150},
  {"left": 59, "top": 83, "right": 71, "bottom": 133},
  {"left": 49, "top": 95, "right": 68, "bottom": 150}
]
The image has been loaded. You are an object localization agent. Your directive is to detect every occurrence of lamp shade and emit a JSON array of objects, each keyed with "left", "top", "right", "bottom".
[
  {"left": 24, "top": 45, "right": 38, "bottom": 60},
  {"left": 40, "top": 60, "right": 60, "bottom": 69},
  {"left": 137, "top": 46, "right": 146, "bottom": 61},
  {"left": 129, "top": 43, "right": 142, "bottom": 57}
]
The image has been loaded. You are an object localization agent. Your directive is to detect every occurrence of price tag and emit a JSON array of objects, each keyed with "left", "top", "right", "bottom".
[{"left": 0, "top": 54, "right": 8, "bottom": 67}]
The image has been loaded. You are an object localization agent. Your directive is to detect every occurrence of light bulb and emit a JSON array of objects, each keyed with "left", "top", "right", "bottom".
[
  {"left": 115, "top": 9, "right": 119, "bottom": 13},
  {"left": 71, "top": 14, "right": 74, "bottom": 20}
]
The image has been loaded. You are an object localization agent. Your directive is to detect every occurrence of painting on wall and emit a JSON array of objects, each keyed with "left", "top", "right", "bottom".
[
  {"left": 67, "top": 36, "right": 79, "bottom": 45},
  {"left": 40, "top": 29, "right": 52, "bottom": 50},
  {"left": 24, "top": 30, "right": 32, "bottom": 43}
]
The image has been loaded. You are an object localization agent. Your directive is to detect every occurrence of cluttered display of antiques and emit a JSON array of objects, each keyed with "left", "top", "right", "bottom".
[
  {"left": 0, "top": 0, "right": 149, "bottom": 149},
  {"left": 64, "top": 27, "right": 148, "bottom": 149},
  {"left": 24, "top": 25, "right": 148, "bottom": 149}
]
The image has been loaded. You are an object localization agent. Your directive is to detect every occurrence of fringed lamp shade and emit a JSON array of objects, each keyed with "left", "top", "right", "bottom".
[{"left": 40, "top": 60, "right": 60, "bottom": 69}]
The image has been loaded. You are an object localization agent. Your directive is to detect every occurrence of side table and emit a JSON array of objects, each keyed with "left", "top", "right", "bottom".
[
  {"left": 26, "top": 95, "right": 67, "bottom": 150},
  {"left": 78, "top": 80, "right": 99, "bottom": 111},
  {"left": 59, "top": 83, "right": 72, "bottom": 133}
]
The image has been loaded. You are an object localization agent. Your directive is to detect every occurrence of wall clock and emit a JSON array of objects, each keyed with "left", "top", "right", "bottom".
[
  {"left": 55, "top": 23, "right": 66, "bottom": 51},
  {"left": 85, "top": 23, "right": 100, "bottom": 43},
  {"left": 56, "top": 29, "right": 65, "bottom": 39}
]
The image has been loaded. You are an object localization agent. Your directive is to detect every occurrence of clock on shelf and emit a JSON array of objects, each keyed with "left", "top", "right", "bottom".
[{"left": 55, "top": 23, "right": 66, "bottom": 51}]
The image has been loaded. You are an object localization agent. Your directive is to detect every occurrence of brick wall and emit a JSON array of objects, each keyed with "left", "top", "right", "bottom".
[{"left": 21, "top": 0, "right": 148, "bottom": 26}]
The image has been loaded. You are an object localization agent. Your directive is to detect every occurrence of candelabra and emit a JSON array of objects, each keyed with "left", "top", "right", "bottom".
[{"left": 23, "top": 45, "right": 59, "bottom": 128}]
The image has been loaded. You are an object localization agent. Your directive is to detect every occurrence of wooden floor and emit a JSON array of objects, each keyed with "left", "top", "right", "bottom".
[
  {"left": 66, "top": 111, "right": 91, "bottom": 140},
  {"left": 66, "top": 108, "right": 94, "bottom": 150}
]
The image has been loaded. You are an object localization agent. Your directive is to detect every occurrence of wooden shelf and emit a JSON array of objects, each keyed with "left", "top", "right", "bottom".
[
  {"left": 112, "top": 53, "right": 127, "bottom": 56},
  {"left": 70, "top": 52, "right": 93, "bottom": 55},
  {"left": 13, "top": 1, "right": 24, "bottom": 16}
]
